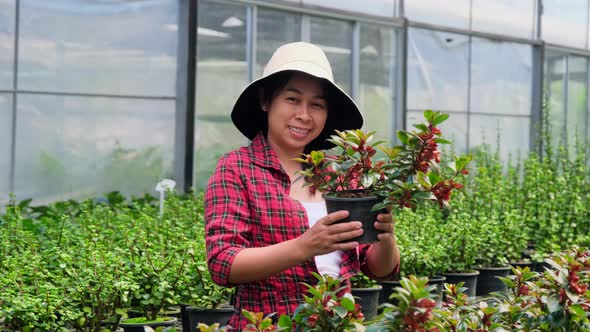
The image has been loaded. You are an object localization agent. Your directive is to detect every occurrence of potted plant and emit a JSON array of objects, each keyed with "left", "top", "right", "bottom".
[
  {"left": 0, "top": 202, "right": 70, "bottom": 331},
  {"left": 119, "top": 209, "right": 188, "bottom": 332},
  {"left": 276, "top": 273, "right": 365, "bottom": 331},
  {"left": 348, "top": 273, "right": 381, "bottom": 320},
  {"left": 179, "top": 249, "right": 234, "bottom": 332},
  {"left": 393, "top": 208, "right": 447, "bottom": 305},
  {"left": 296, "top": 110, "right": 471, "bottom": 243},
  {"left": 369, "top": 275, "right": 439, "bottom": 332}
]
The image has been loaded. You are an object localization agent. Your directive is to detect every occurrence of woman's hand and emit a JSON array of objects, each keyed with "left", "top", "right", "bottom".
[
  {"left": 374, "top": 212, "right": 396, "bottom": 244},
  {"left": 297, "top": 210, "right": 363, "bottom": 259},
  {"left": 367, "top": 211, "right": 400, "bottom": 277}
]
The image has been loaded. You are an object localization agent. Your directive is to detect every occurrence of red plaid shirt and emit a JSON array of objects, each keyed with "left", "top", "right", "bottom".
[{"left": 205, "top": 133, "right": 398, "bottom": 329}]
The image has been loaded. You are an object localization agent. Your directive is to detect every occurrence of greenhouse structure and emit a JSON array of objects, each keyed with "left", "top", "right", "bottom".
[{"left": 0, "top": 0, "right": 589, "bottom": 202}]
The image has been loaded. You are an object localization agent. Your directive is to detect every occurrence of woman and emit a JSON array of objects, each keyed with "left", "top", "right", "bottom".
[{"left": 204, "top": 42, "right": 400, "bottom": 328}]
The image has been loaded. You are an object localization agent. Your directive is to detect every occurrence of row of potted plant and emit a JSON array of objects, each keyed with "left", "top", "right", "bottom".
[
  {"left": 0, "top": 192, "right": 233, "bottom": 332},
  {"left": 197, "top": 246, "right": 590, "bottom": 331},
  {"left": 306, "top": 108, "right": 589, "bottom": 301}
]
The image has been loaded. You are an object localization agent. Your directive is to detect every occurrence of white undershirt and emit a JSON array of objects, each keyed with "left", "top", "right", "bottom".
[{"left": 300, "top": 201, "right": 343, "bottom": 278}]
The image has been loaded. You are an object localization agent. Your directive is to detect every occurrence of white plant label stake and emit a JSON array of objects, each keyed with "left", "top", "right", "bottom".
[{"left": 155, "top": 179, "right": 176, "bottom": 217}]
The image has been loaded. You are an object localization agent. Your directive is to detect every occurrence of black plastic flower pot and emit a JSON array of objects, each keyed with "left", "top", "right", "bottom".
[
  {"left": 351, "top": 285, "right": 382, "bottom": 320},
  {"left": 119, "top": 316, "right": 177, "bottom": 332},
  {"left": 323, "top": 195, "right": 386, "bottom": 244},
  {"left": 184, "top": 306, "right": 234, "bottom": 332},
  {"left": 510, "top": 260, "right": 534, "bottom": 272},
  {"left": 378, "top": 279, "right": 401, "bottom": 306},
  {"left": 442, "top": 270, "right": 480, "bottom": 299},
  {"left": 533, "top": 258, "right": 553, "bottom": 273},
  {"left": 428, "top": 275, "right": 446, "bottom": 306},
  {"left": 475, "top": 266, "right": 511, "bottom": 296}
]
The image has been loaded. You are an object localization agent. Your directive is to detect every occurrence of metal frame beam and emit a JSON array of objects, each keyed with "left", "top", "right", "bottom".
[
  {"left": 174, "top": 0, "right": 198, "bottom": 193},
  {"left": 9, "top": 0, "right": 20, "bottom": 195}
]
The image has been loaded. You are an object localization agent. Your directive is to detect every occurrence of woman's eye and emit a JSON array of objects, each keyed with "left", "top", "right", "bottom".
[
  {"left": 287, "top": 97, "right": 297, "bottom": 102},
  {"left": 313, "top": 103, "right": 326, "bottom": 109}
]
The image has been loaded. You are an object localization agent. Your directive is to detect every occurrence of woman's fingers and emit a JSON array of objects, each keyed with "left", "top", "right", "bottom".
[
  {"left": 333, "top": 241, "right": 360, "bottom": 251},
  {"left": 325, "top": 221, "right": 362, "bottom": 235},
  {"left": 330, "top": 227, "right": 363, "bottom": 243},
  {"left": 319, "top": 210, "right": 349, "bottom": 225},
  {"left": 374, "top": 220, "right": 394, "bottom": 232}
]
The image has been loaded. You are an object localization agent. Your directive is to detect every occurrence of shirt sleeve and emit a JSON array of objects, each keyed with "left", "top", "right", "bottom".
[
  {"left": 204, "top": 153, "right": 252, "bottom": 287},
  {"left": 358, "top": 243, "right": 400, "bottom": 281}
]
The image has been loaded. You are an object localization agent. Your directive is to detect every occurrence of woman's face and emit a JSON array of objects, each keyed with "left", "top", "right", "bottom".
[{"left": 263, "top": 73, "right": 328, "bottom": 154}]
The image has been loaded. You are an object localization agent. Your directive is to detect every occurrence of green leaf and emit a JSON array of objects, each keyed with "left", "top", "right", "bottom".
[
  {"left": 423, "top": 110, "right": 434, "bottom": 122},
  {"left": 414, "top": 123, "right": 428, "bottom": 132},
  {"left": 397, "top": 131, "right": 409, "bottom": 145},
  {"left": 566, "top": 289, "right": 580, "bottom": 303},
  {"left": 416, "top": 172, "right": 431, "bottom": 189},
  {"left": 361, "top": 174, "right": 375, "bottom": 188},
  {"left": 278, "top": 314, "right": 293, "bottom": 328},
  {"left": 569, "top": 304, "right": 586, "bottom": 317},
  {"left": 260, "top": 319, "right": 271, "bottom": 329},
  {"left": 433, "top": 138, "right": 452, "bottom": 144},
  {"left": 310, "top": 151, "right": 324, "bottom": 166},
  {"left": 455, "top": 154, "right": 473, "bottom": 170},
  {"left": 546, "top": 295, "right": 561, "bottom": 313},
  {"left": 242, "top": 309, "right": 255, "bottom": 323},
  {"left": 333, "top": 305, "right": 348, "bottom": 318},
  {"left": 340, "top": 296, "right": 355, "bottom": 311},
  {"left": 433, "top": 113, "right": 449, "bottom": 125}
]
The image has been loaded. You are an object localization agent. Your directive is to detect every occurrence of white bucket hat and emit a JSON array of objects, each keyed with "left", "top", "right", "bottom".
[{"left": 231, "top": 42, "right": 363, "bottom": 150}]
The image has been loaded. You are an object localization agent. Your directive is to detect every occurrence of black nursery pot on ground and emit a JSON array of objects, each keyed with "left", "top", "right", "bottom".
[
  {"left": 184, "top": 306, "right": 234, "bottom": 332},
  {"left": 475, "top": 266, "right": 511, "bottom": 296},
  {"left": 351, "top": 285, "right": 382, "bottom": 320},
  {"left": 324, "top": 195, "right": 386, "bottom": 244},
  {"left": 119, "top": 317, "right": 177, "bottom": 332},
  {"left": 442, "top": 270, "right": 480, "bottom": 299}
]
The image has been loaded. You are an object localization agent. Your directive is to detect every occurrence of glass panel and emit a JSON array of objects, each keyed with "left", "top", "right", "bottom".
[
  {"left": 195, "top": 1, "right": 248, "bottom": 189},
  {"left": 405, "top": 0, "right": 470, "bottom": 30},
  {"left": 469, "top": 115, "right": 530, "bottom": 163},
  {"left": 541, "top": 0, "right": 588, "bottom": 49},
  {"left": 0, "top": 0, "right": 15, "bottom": 89},
  {"left": 14, "top": 94, "right": 174, "bottom": 202},
  {"left": 407, "top": 28, "right": 469, "bottom": 112},
  {"left": 470, "top": 38, "right": 532, "bottom": 116},
  {"left": 407, "top": 111, "right": 468, "bottom": 154},
  {"left": 18, "top": 0, "right": 178, "bottom": 95},
  {"left": 302, "top": 0, "right": 395, "bottom": 18},
  {"left": 310, "top": 16, "right": 353, "bottom": 94},
  {"left": 544, "top": 51, "right": 567, "bottom": 147},
  {"left": 472, "top": 0, "right": 535, "bottom": 39},
  {"left": 0, "top": 94, "right": 11, "bottom": 200},
  {"left": 256, "top": 9, "right": 301, "bottom": 77},
  {"left": 566, "top": 56, "right": 588, "bottom": 152},
  {"left": 359, "top": 23, "right": 396, "bottom": 142}
]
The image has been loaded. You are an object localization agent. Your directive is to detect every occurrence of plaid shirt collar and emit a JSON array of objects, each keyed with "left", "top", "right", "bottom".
[{"left": 249, "top": 132, "right": 284, "bottom": 173}]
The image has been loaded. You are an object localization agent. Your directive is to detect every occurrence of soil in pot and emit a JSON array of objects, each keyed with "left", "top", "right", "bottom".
[{"left": 324, "top": 195, "right": 386, "bottom": 244}]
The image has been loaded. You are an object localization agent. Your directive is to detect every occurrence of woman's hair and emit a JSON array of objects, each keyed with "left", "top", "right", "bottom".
[{"left": 258, "top": 70, "right": 334, "bottom": 153}]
